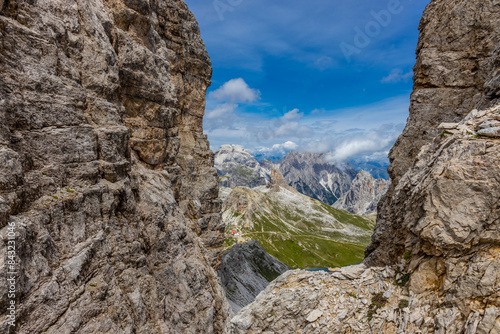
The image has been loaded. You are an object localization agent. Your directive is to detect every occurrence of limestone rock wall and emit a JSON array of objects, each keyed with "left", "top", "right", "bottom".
[
  {"left": 385, "top": 0, "right": 500, "bottom": 186},
  {"left": 369, "top": 0, "right": 500, "bottom": 266},
  {"left": 0, "top": 0, "right": 230, "bottom": 333},
  {"left": 366, "top": 0, "right": 500, "bottom": 267}
]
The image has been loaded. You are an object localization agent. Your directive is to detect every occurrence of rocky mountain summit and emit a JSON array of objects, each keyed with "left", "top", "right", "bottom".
[
  {"left": 230, "top": 0, "right": 500, "bottom": 333},
  {"left": 0, "top": 1, "right": 231, "bottom": 333},
  {"left": 278, "top": 152, "right": 357, "bottom": 205},
  {"left": 215, "top": 147, "right": 389, "bottom": 215},
  {"left": 217, "top": 241, "right": 289, "bottom": 313},
  {"left": 333, "top": 170, "right": 390, "bottom": 215},
  {"left": 214, "top": 145, "right": 270, "bottom": 188}
]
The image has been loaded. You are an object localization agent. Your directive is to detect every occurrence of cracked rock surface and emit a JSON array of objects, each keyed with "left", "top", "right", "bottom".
[{"left": 0, "top": 0, "right": 231, "bottom": 333}]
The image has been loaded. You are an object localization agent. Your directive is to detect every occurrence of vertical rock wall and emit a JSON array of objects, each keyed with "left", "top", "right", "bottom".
[
  {"left": 0, "top": 0, "right": 230, "bottom": 333},
  {"left": 366, "top": 0, "right": 500, "bottom": 265}
]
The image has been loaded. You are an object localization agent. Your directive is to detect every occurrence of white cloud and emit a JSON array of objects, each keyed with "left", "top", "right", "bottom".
[
  {"left": 205, "top": 103, "right": 237, "bottom": 119},
  {"left": 281, "top": 108, "right": 303, "bottom": 121},
  {"left": 325, "top": 127, "right": 399, "bottom": 163},
  {"left": 209, "top": 78, "right": 260, "bottom": 103},
  {"left": 257, "top": 108, "right": 311, "bottom": 139},
  {"left": 301, "top": 138, "right": 333, "bottom": 153},
  {"left": 274, "top": 122, "right": 299, "bottom": 137},
  {"left": 381, "top": 68, "right": 413, "bottom": 83},
  {"left": 282, "top": 141, "right": 298, "bottom": 150},
  {"left": 253, "top": 141, "right": 298, "bottom": 159}
]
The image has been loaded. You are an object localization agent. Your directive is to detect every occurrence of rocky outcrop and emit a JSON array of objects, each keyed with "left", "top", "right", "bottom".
[
  {"left": 214, "top": 145, "right": 269, "bottom": 188},
  {"left": 367, "top": 0, "right": 500, "bottom": 266},
  {"left": 0, "top": 1, "right": 231, "bottom": 333},
  {"left": 230, "top": 1, "right": 500, "bottom": 333},
  {"left": 217, "top": 241, "right": 289, "bottom": 313},
  {"left": 278, "top": 152, "right": 357, "bottom": 205},
  {"left": 333, "top": 170, "right": 390, "bottom": 215}
]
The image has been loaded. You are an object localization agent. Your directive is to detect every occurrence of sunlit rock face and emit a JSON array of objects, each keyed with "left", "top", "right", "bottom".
[
  {"left": 0, "top": 1, "right": 232, "bottom": 333},
  {"left": 230, "top": 1, "right": 500, "bottom": 333}
]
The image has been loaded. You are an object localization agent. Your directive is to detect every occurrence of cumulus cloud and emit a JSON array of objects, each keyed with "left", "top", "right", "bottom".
[
  {"left": 281, "top": 108, "right": 304, "bottom": 121},
  {"left": 281, "top": 141, "right": 298, "bottom": 150},
  {"left": 205, "top": 103, "right": 237, "bottom": 119},
  {"left": 325, "top": 126, "right": 400, "bottom": 163},
  {"left": 209, "top": 78, "right": 260, "bottom": 103},
  {"left": 253, "top": 141, "right": 298, "bottom": 160},
  {"left": 274, "top": 122, "right": 299, "bottom": 137},
  {"left": 255, "top": 108, "right": 311, "bottom": 140},
  {"left": 381, "top": 69, "right": 413, "bottom": 83}
]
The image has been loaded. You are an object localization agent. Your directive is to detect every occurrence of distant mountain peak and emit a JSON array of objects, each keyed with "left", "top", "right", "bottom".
[{"left": 267, "top": 168, "right": 289, "bottom": 189}]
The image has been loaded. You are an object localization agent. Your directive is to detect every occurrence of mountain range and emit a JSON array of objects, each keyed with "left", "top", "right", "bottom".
[{"left": 214, "top": 145, "right": 389, "bottom": 216}]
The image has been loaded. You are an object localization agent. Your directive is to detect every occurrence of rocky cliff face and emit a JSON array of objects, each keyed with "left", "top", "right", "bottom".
[
  {"left": 333, "top": 170, "right": 390, "bottom": 216},
  {"left": 230, "top": 1, "right": 500, "bottom": 333},
  {"left": 366, "top": 0, "right": 500, "bottom": 266},
  {"left": 278, "top": 152, "right": 357, "bottom": 205},
  {"left": 0, "top": 1, "right": 231, "bottom": 333},
  {"left": 385, "top": 0, "right": 500, "bottom": 185},
  {"left": 217, "top": 241, "right": 289, "bottom": 313}
]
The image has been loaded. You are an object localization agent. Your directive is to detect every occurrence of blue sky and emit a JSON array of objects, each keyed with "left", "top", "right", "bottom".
[{"left": 185, "top": 0, "right": 430, "bottom": 162}]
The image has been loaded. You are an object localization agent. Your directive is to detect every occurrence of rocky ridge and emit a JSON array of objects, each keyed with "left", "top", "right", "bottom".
[
  {"left": 232, "top": 263, "right": 500, "bottom": 333},
  {"left": 278, "top": 152, "right": 357, "bottom": 205},
  {"left": 0, "top": 1, "right": 231, "bottom": 333},
  {"left": 214, "top": 147, "right": 390, "bottom": 215},
  {"left": 333, "top": 170, "right": 390, "bottom": 216}
]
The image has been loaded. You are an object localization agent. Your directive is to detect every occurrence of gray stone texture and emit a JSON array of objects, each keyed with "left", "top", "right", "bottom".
[{"left": 0, "top": 0, "right": 231, "bottom": 333}]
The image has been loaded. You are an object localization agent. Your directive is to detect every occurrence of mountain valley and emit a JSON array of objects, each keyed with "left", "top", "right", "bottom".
[{"left": 220, "top": 170, "right": 375, "bottom": 269}]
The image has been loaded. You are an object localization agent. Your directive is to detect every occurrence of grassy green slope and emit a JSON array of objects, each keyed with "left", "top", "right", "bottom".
[{"left": 222, "top": 186, "right": 375, "bottom": 269}]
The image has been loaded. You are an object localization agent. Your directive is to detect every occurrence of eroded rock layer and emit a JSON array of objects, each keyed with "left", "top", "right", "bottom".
[{"left": 0, "top": 0, "right": 231, "bottom": 333}]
